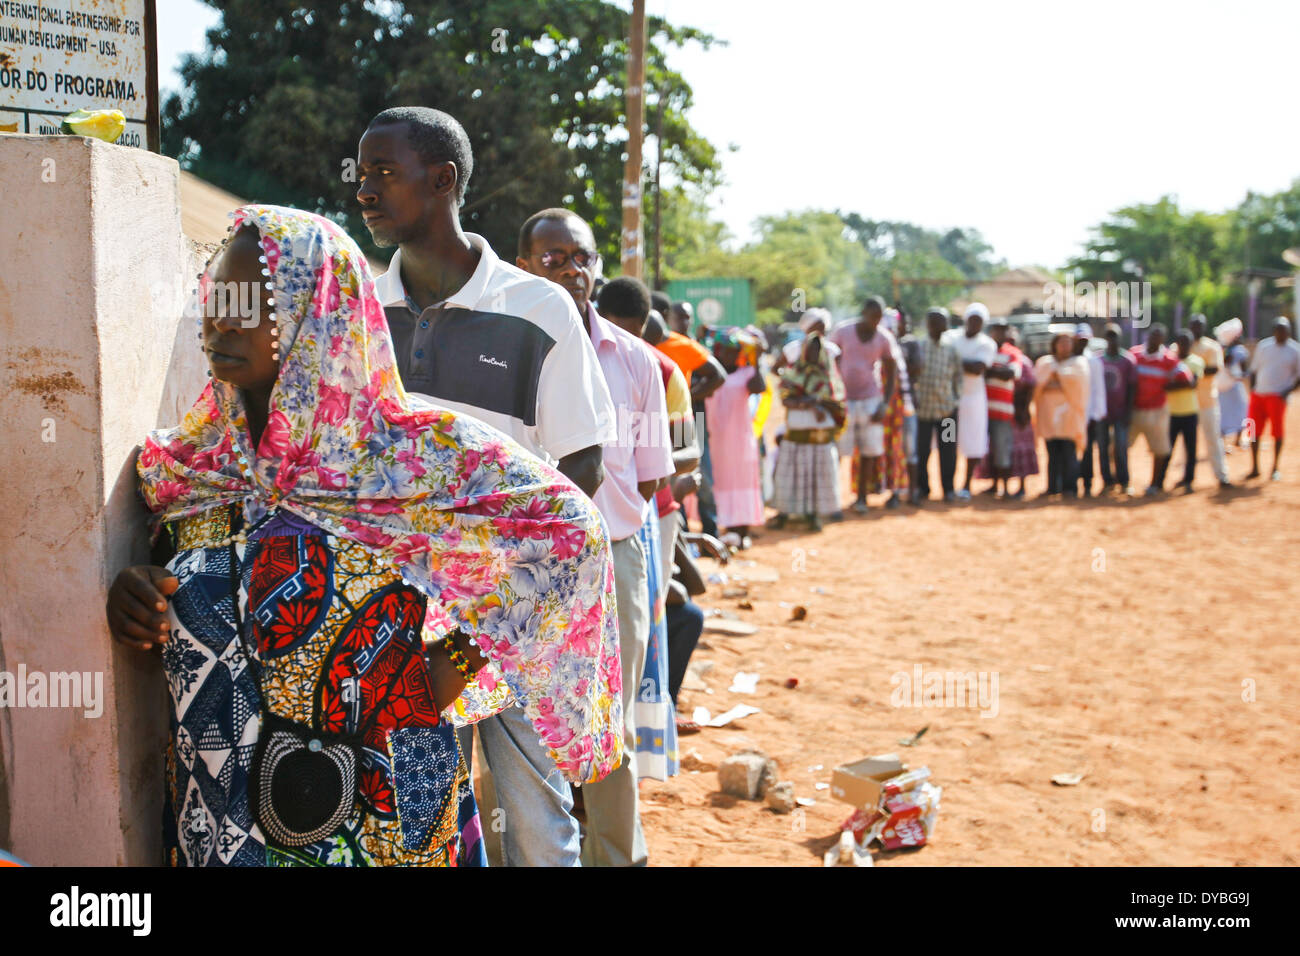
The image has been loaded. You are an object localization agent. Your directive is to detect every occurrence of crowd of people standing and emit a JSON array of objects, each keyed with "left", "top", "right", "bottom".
[
  {"left": 752, "top": 300, "right": 1300, "bottom": 528},
  {"left": 104, "top": 106, "right": 743, "bottom": 869},
  {"left": 98, "top": 103, "right": 1300, "bottom": 870}
]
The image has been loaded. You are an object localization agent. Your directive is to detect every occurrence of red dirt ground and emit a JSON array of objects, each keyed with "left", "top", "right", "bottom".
[{"left": 640, "top": 407, "right": 1299, "bottom": 866}]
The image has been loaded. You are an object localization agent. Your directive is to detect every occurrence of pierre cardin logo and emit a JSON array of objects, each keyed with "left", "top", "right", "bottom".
[{"left": 479, "top": 354, "right": 508, "bottom": 369}]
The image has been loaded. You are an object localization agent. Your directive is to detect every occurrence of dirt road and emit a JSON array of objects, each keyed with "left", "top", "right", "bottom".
[{"left": 642, "top": 414, "right": 1299, "bottom": 866}]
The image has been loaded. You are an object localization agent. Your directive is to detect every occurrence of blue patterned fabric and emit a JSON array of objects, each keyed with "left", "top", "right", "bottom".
[
  {"left": 388, "top": 725, "right": 460, "bottom": 853},
  {"left": 162, "top": 536, "right": 264, "bottom": 867},
  {"left": 161, "top": 506, "right": 479, "bottom": 866},
  {"left": 632, "top": 509, "right": 678, "bottom": 780}
]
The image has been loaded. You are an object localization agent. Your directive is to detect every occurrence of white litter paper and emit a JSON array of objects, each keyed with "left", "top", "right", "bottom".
[
  {"left": 691, "top": 704, "right": 762, "bottom": 728},
  {"left": 728, "top": 671, "right": 760, "bottom": 694}
]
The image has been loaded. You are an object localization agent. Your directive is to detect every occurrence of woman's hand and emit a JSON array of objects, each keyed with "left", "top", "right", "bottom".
[
  {"left": 106, "top": 565, "right": 179, "bottom": 650},
  {"left": 425, "top": 631, "right": 489, "bottom": 713}
]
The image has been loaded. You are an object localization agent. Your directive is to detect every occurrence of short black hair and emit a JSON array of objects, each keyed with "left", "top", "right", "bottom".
[
  {"left": 517, "top": 207, "right": 590, "bottom": 258},
  {"left": 643, "top": 310, "right": 667, "bottom": 344},
  {"left": 597, "top": 276, "right": 652, "bottom": 324},
  {"left": 367, "top": 107, "right": 473, "bottom": 205},
  {"left": 650, "top": 291, "right": 672, "bottom": 316},
  {"left": 863, "top": 295, "right": 886, "bottom": 315}
]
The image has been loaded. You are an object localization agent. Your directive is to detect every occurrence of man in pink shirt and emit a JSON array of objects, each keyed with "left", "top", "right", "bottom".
[
  {"left": 518, "top": 207, "right": 673, "bottom": 867},
  {"left": 830, "top": 296, "right": 897, "bottom": 513}
]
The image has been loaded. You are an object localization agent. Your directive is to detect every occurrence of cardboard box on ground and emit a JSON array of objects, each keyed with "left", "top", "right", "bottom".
[{"left": 831, "top": 753, "right": 943, "bottom": 852}]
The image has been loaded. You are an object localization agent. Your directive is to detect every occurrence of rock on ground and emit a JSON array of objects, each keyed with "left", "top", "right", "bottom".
[
  {"left": 718, "top": 750, "right": 779, "bottom": 800},
  {"left": 765, "top": 781, "right": 796, "bottom": 813}
]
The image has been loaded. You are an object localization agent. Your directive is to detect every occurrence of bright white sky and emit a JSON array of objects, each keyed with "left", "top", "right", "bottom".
[{"left": 159, "top": 0, "right": 1300, "bottom": 269}]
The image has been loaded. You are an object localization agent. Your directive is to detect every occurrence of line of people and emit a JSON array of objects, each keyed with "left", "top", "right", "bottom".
[
  {"left": 98, "top": 101, "right": 1300, "bottom": 869},
  {"left": 708, "top": 299, "right": 1300, "bottom": 533}
]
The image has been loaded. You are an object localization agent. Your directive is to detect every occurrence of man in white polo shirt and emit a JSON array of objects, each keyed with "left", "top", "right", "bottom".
[
  {"left": 357, "top": 106, "right": 616, "bottom": 867},
  {"left": 518, "top": 207, "right": 674, "bottom": 867}
]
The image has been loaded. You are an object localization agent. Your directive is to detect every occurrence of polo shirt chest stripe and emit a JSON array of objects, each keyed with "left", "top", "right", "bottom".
[{"left": 385, "top": 305, "right": 556, "bottom": 426}]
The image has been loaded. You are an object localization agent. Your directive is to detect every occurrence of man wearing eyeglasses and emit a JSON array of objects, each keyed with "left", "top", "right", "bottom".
[
  {"left": 356, "top": 107, "right": 617, "bottom": 868},
  {"left": 518, "top": 207, "right": 674, "bottom": 868}
]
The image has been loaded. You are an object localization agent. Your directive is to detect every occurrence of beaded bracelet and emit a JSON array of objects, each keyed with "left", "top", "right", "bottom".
[{"left": 442, "top": 634, "right": 475, "bottom": 680}]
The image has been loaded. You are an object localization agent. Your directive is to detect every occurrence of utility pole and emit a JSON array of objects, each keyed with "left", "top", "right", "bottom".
[
  {"left": 652, "top": 92, "right": 664, "bottom": 291},
  {"left": 620, "top": 0, "right": 647, "bottom": 279}
]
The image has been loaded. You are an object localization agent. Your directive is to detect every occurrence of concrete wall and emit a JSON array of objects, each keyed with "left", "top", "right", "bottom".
[{"left": 0, "top": 135, "right": 208, "bottom": 864}]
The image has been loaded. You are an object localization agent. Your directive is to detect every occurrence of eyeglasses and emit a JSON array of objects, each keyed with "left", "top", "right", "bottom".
[{"left": 536, "top": 248, "right": 598, "bottom": 270}]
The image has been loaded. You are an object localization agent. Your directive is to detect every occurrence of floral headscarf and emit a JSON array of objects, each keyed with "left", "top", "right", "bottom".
[{"left": 137, "top": 205, "right": 622, "bottom": 783}]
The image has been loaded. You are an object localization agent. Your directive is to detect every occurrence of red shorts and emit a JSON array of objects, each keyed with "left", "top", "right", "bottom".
[{"left": 1248, "top": 392, "right": 1287, "bottom": 440}]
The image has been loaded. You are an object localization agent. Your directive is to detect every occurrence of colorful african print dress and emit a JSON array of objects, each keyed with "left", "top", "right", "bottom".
[
  {"left": 161, "top": 505, "right": 485, "bottom": 867},
  {"left": 773, "top": 334, "right": 846, "bottom": 516}
]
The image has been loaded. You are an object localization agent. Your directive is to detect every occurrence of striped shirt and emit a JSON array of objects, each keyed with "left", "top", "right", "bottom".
[
  {"left": 1130, "top": 345, "right": 1179, "bottom": 410},
  {"left": 986, "top": 342, "right": 1024, "bottom": 421}
]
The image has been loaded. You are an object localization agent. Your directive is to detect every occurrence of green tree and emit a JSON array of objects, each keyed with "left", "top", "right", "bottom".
[
  {"left": 1067, "top": 196, "right": 1238, "bottom": 325},
  {"left": 677, "top": 210, "right": 867, "bottom": 322},
  {"left": 840, "top": 214, "right": 1005, "bottom": 281},
  {"left": 1231, "top": 180, "right": 1300, "bottom": 273},
  {"left": 163, "top": 0, "right": 722, "bottom": 262}
]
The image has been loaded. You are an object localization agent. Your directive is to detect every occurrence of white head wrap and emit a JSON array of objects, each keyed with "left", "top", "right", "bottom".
[
  {"left": 963, "top": 302, "right": 990, "bottom": 323},
  {"left": 1214, "top": 318, "right": 1242, "bottom": 345},
  {"left": 799, "top": 307, "right": 832, "bottom": 333}
]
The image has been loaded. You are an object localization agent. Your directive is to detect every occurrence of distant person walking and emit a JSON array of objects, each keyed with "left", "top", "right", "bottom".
[{"left": 1246, "top": 316, "right": 1300, "bottom": 481}]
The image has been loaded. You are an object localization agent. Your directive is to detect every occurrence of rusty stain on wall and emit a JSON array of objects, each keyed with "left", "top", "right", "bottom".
[{"left": 4, "top": 347, "right": 87, "bottom": 415}]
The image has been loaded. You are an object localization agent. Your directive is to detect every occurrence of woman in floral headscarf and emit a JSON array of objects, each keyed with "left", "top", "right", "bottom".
[
  {"left": 105, "top": 206, "right": 622, "bottom": 867},
  {"left": 771, "top": 332, "right": 846, "bottom": 530}
]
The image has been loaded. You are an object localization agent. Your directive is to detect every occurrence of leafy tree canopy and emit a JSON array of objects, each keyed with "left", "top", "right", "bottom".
[{"left": 164, "top": 0, "right": 722, "bottom": 263}]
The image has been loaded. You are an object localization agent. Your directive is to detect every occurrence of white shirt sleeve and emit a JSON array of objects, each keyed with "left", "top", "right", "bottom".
[{"left": 535, "top": 295, "right": 617, "bottom": 461}]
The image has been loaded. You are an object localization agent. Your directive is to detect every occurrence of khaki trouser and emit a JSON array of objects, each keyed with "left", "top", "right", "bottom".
[
  {"left": 579, "top": 533, "right": 650, "bottom": 867},
  {"left": 1198, "top": 403, "right": 1229, "bottom": 482}
]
